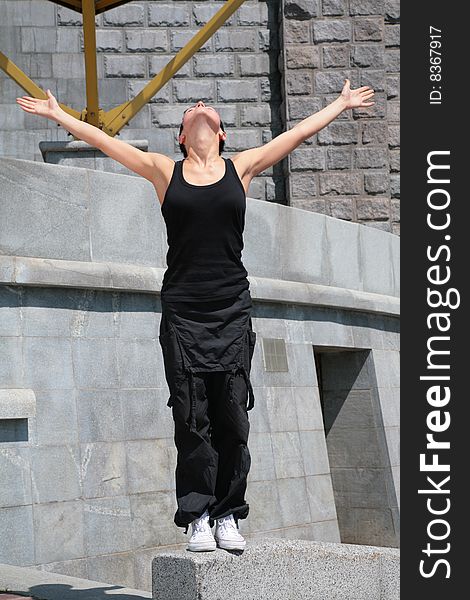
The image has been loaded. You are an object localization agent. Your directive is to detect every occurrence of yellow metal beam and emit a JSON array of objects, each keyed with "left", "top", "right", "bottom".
[
  {"left": 82, "top": 0, "right": 100, "bottom": 127},
  {"left": 2, "top": 0, "right": 248, "bottom": 137},
  {"left": 103, "top": 0, "right": 247, "bottom": 135}
]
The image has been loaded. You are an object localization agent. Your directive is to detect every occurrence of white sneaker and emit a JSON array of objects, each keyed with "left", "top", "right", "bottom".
[
  {"left": 187, "top": 509, "right": 216, "bottom": 552},
  {"left": 214, "top": 513, "right": 246, "bottom": 550}
]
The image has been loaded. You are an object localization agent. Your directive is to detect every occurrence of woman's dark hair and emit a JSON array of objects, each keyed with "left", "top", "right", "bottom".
[{"left": 178, "top": 117, "right": 225, "bottom": 158}]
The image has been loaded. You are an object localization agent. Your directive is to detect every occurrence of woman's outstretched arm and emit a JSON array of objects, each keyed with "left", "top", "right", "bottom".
[
  {"left": 16, "top": 89, "right": 168, "bottom": 182},
  {"left": 234, "top": 78, "right": 375, "bottom": 179}
]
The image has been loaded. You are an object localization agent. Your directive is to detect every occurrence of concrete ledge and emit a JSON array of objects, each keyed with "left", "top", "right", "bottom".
[
  {"left": 0, "top": 389, "right": 36, "bottom": 419},
  {"left": 152, "top": 538, "right": 400, "bottom": 600},
  {"left": 0, "top": 255, "right": 399, "bottom": 317},
  {"left": 0, "top": 562, "right": 151, "bottom": 599}
]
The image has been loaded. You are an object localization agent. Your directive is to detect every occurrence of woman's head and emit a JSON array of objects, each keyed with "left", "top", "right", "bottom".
[{"left": 178, "top": 100, "right": 226, "bottom": 158}]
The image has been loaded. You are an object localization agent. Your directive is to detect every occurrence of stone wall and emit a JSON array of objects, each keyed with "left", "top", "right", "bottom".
[
  {"left": 0, "top": 157, "right": 399, "bottom": 589},
  {"left": 1, "top": 0, "right": 399, "bottom": 232}
]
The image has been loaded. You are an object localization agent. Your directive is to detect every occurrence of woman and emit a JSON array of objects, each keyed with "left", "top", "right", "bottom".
[{"left": 16, "top": 80, "right": 375, "bottom": 552}]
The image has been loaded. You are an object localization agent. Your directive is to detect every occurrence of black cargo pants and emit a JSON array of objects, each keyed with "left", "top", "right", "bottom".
[{"left": 159, "top": 314, "right": 257, "bottom": 532}]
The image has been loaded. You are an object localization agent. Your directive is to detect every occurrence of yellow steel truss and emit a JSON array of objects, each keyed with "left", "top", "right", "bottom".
[{"left": 0, "top": 0, "right": 247, "bottom": 137}]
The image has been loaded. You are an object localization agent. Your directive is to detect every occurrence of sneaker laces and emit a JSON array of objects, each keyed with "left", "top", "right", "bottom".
[
  {"left": 217, "top": 514, "right": 237, "bottom": 532},
  {"left": 192, "top": 511, "right": 210, "bottom": 533}
]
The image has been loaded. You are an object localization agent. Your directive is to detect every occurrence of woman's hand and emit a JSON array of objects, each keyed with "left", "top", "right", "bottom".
[
  {"left": 16, "top": 88, "right": 62, "bottom": 121},
  {"left": 339, "top": 78, "right": 375, "bottom": 110}
]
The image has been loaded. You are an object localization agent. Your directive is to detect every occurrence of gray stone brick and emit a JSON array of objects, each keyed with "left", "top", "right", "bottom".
[
  {"left": 81, "top": 441, "right": 128, "bottom": 499},
  {"left": 389, "top": 149, "right": 400, "bottom": 172},
  {"left": 117, "top": 339, "right": 160, "bottom": 388},
  {"left": 24, "top": 337, "right": 74, "bottom": 390},
  {"left": 385, "top": 24, "right": 400, "bottom": 46},
  {"left": 386, "top": 74, "right": 399, "bottom": 98},
  {"left": 173, "top": 79, "right": 214, "bottom": 102},
  {"left": 36, "top": 390, "right": 78, "bottom": 446},
  {"left": 385, "top": 0, "right": 400, "bottom": 22},
  {"left": 390, "top": 173, "right": 400, "bottom": 198},
  {"left": 31, "top": 445, "right": 81, "bottom": 503},
  {"left": 57, "top": 6, "right": 89, "bottom": 26},
  {"left": 318, "top": 121, "right": 359, "bottom": 145},
  {"left": 57, "top": 28, "right": 81, "bottom": 53},
  {"left": 319, "top": 172, "right": 362, "bottom": 195},
  {"left": 214, "top": 29, "right": 257, "bottom": 52},
  {"left": 104, "top": 55, "right": 146, "bottom": 78},
  {"left": 354, "top": 18, "right": 383, "bottom": 41},
  {"left": 223, "top": 128, "right": 261, "bottom": 151},
  {"left": 83, "top": 496, "right": 133, "bottom": 555},
  {"left": 217, "top": 79, "right": 259, "bottom": 102},
  {"left": 361, "top": 219, "right": 391, "bottom": 232},
  {"left": 326, "top": 147, "right": 352, "bottom": 169},
  {"left": 315, "top": 71, "right": 359, "bottom": 94},
  {"left": 72, "top": 338, "right": 119, "bottom": 389},
  {"left": 290, "top": 173, "right": 318, "bottom": 197},
  {"left": 362, "top": 121, "right": 388, "bottom": 144},
  {"left": 385, "top": 48, "right": 400, "bottom": 72},
  {"left": 240, "top": 104, "right": 272, "bottom": 126},
  {"left": 170, "top": 29, "right": 213, "bottom": 52},
  {"left": 148, "top": 3, "right": 190, "bottom": 27},
  {"left": 29, "top": 53, "right": 53, "bottom": 78},
  {"left": 360, "top": 69, "right": 385, "bottom": 91},
  {"left": 388, "top": 100, "right": 400, "bottom": 121},
  {"left": 85, "top": 29, "right": 122, "bottom": 53},
  {"left": 287, "top": 70, "right": 313, "bottom": 95},
  {"left": 192, "top": 3, "right": 236, "bottom": 26},
  {"left": 322, "top": 46, "right": 349, "bottom": 68},
  {"left": 239, "top": 53, "right": 271, "bottom": 76},
  {"left": 313, "top": 19, "right": 351, "bottom": 43},
  {"left": 0, "top": 447, "right": 32, "bottom": 508},
  {"left": 125, "top": 30, "right": 168, "bottom": 52},
  {"left": 52, "top": 53, "right": 89, "bottom": 79},
  {"left": 391, "top": 198, "right": 400, "bottom": 222},
  {"left": 322, "top": 0, "right": 346, "bottom": 16},
  {"left": 285, "top": 0, "right": 319, "bottom": 19},
  {"left": 350, "top": 1, "right": 385, "bottom": 16},
  {"left": 130, "top": 491, "right": 178, "bottom": 549},
  {"left": 103, "top": 4, "right": 144, "bottom": 26},
  {"left": 391, "top": 222, "right": 400, "bottom": 235},
  {"left": 5, "top": 1, "right": 55, "bottom": 26},
  {"left": 128, "top": 79, "right": 171, "bottom": 103},
  {"left": 388, "top": 124, "right": 399, "bottom": 148},
  {"left": 291, "top": 148, "right": 325, "bottom": 171},
  {"left": 126, "top": 439, "right": 174, "bottom": 494},
  {"left": 193, "top": 54, "right": 235, "bottom": 76},
  {"left": 356, "top": 197, "right": 390, "bottom": 220},
  {"left": 21, "top": 26, "right": 57, "bottom": 53},
  {"left": 0, "top": 103, "right": 24, "bottom": 131},
  {"left": 288, "top": 97, "right": 322, "bottom": 119},
  {"left": 351, "top": 44, "right": 384, "bottom": 67},
  {"left": 148, "top": 55, "right": 190, "bottom": 78},
  {"left": 0, "top": 505, "right": 34, "bottom": 564},
  {"left": 354, "top": 147, "right": 388, "bottom": 168},
  {"left": 283, "top": 19, "right": 311, "bottom": 44},
  {"left": 259, "top": 29, "right": 279, "bottom": 52},
  {"left": 364, "top": 172, "right": 389, "bottom": 194},
  {"left": 329, "top": 197, "right": 355, "bottom": 220},
  {"left": 294, "top": 197, "right": 328, "bottom": 213},
  {"left": 33, "top": 500, "right": 84, "bottom": 564},
  {"left": 238, "top": 2, "right": 269, "bottom": 26},
  {"left": 286, "top": 46, "right": 320, "bottom": 69}
]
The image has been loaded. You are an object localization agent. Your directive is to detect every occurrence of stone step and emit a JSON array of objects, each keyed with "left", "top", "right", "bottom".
[{"left": 152, "top": 538, "right": 399, "bottom": 600}]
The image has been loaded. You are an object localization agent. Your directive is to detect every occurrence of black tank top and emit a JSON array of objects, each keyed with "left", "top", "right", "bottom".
[{"left": 160, "top": 156, "right": 250, "bottom": 302}]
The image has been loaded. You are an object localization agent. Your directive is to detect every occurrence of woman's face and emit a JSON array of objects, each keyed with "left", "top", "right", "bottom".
[{"left": 180, "top": 100, "right": 221, "bottom": 138}]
